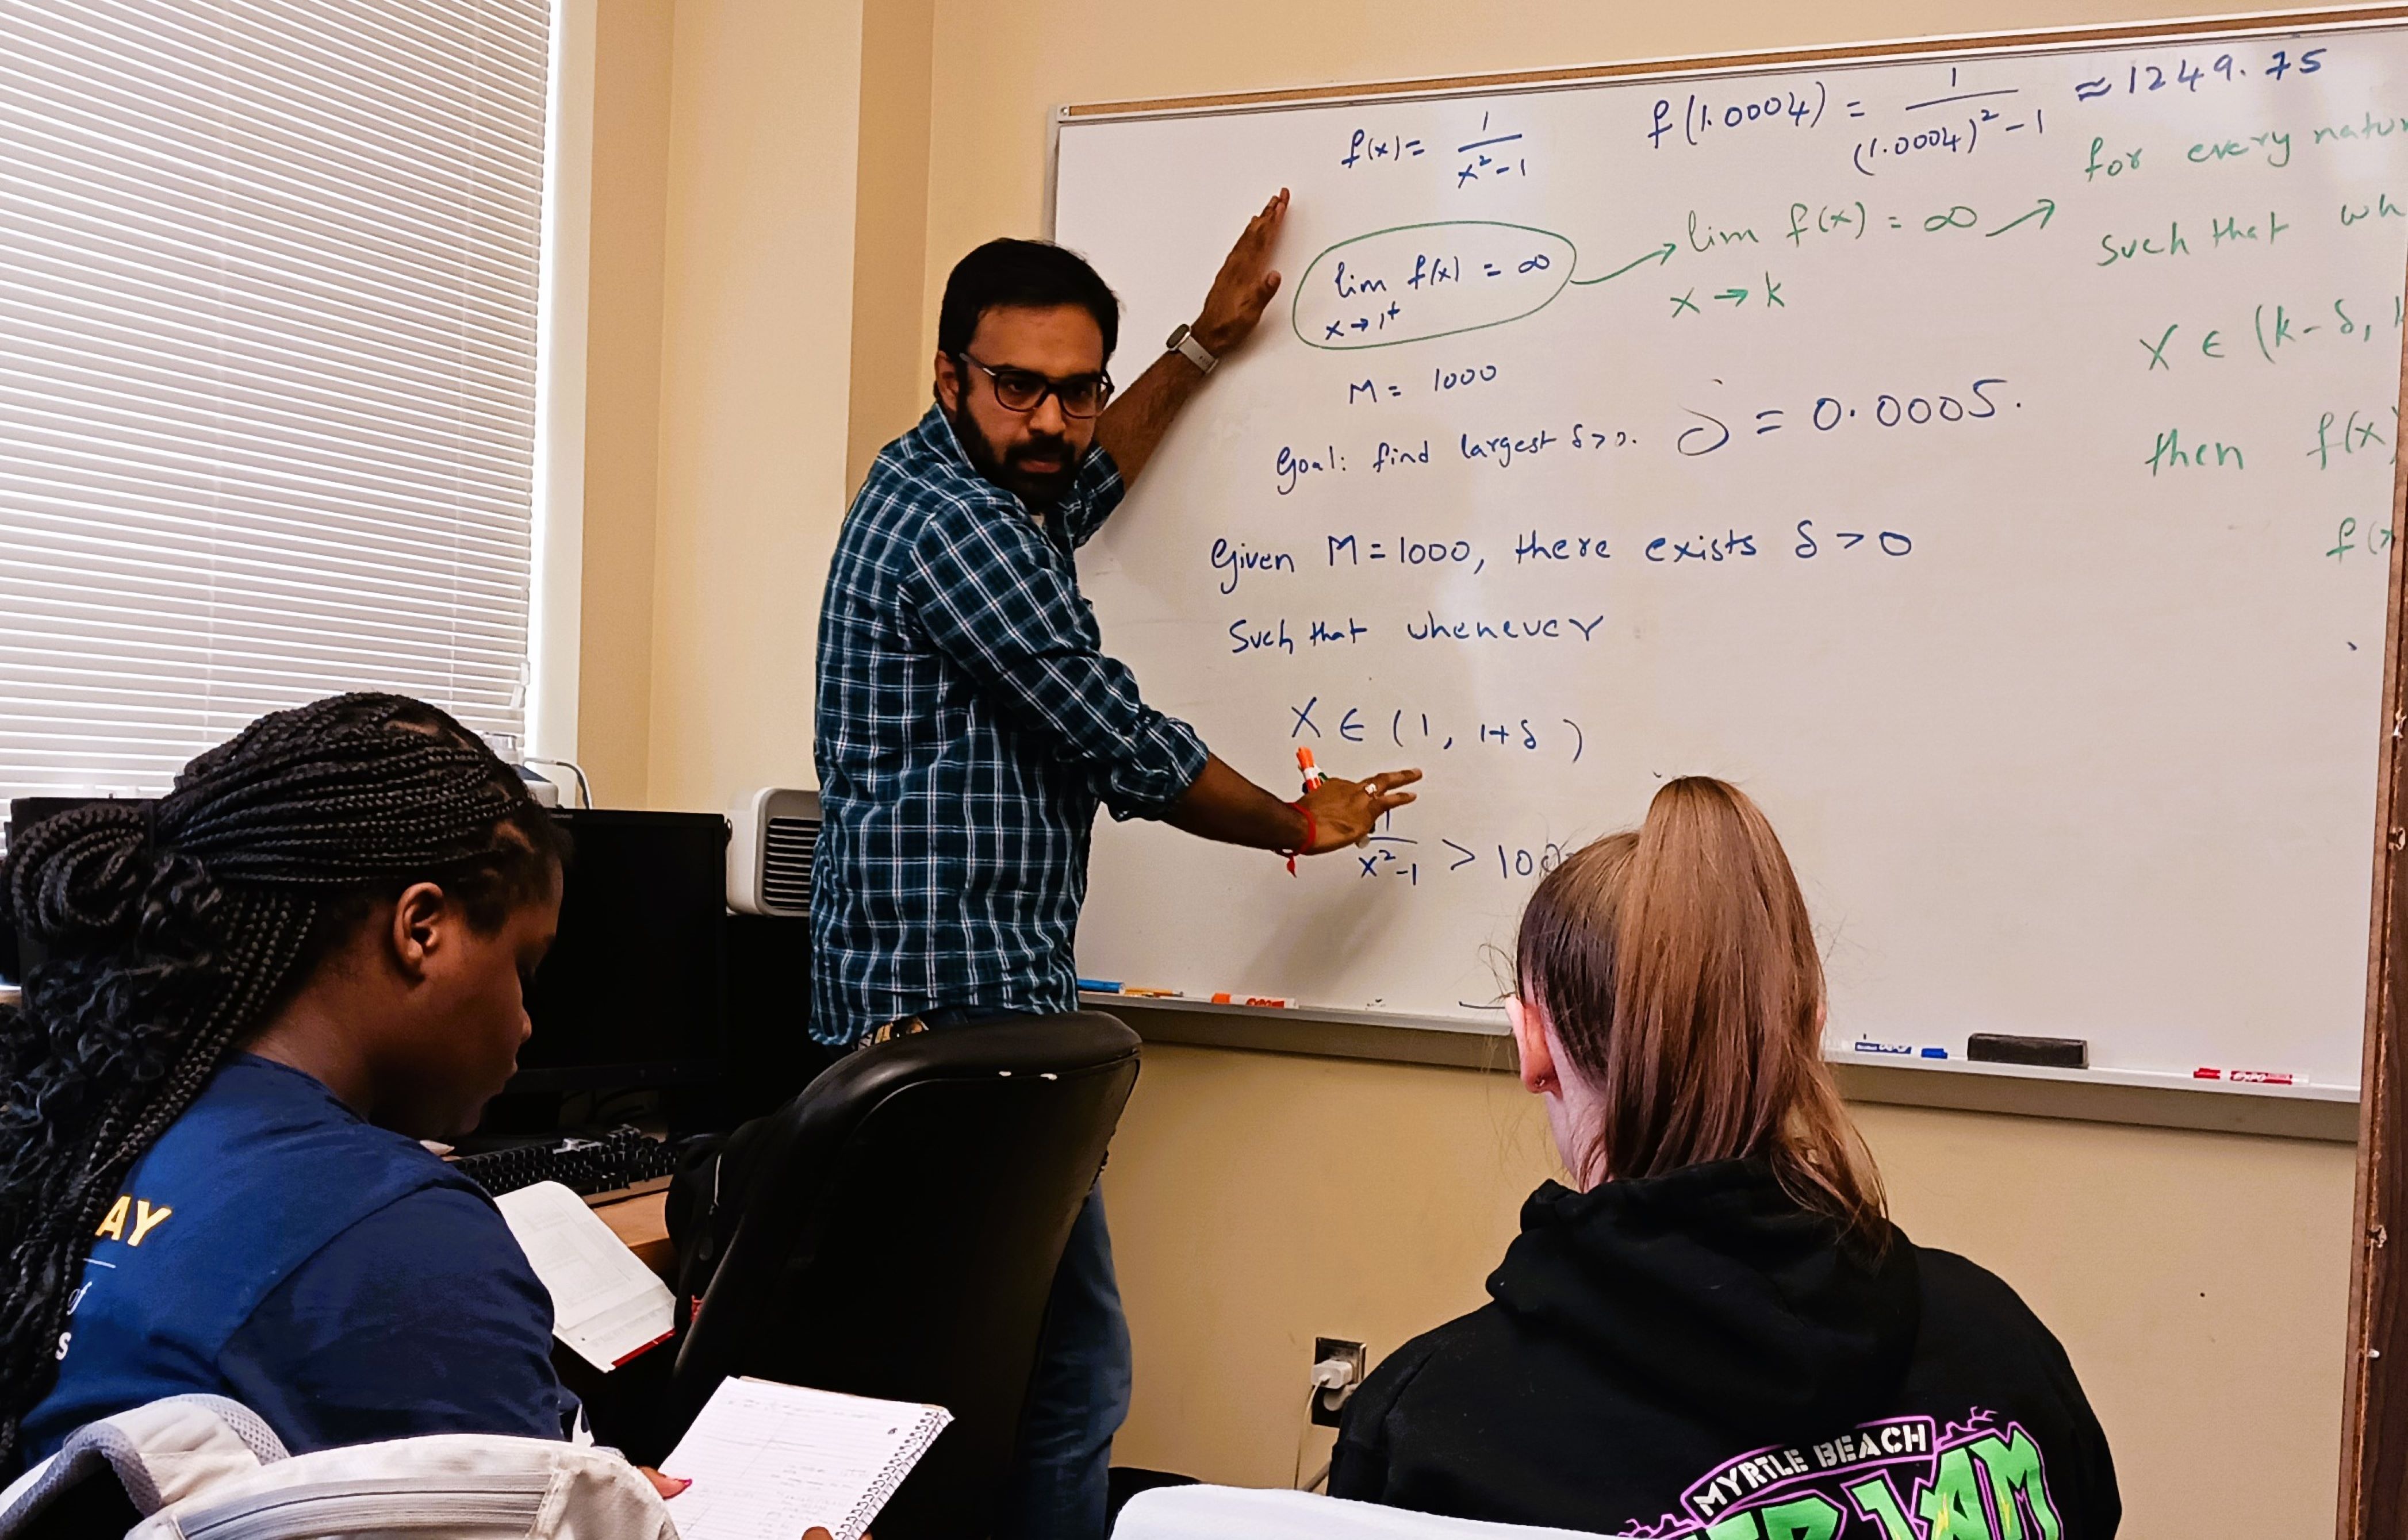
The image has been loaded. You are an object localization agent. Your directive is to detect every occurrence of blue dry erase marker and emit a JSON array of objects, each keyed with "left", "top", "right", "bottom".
[{"left": 1078, "top": 978, "right": 1123, "bottom": 994}]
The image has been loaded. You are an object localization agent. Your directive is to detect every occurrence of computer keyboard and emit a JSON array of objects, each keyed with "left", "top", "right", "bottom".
[{"left": 450, "top": 1126, "right": 681, "bottom": 1199}]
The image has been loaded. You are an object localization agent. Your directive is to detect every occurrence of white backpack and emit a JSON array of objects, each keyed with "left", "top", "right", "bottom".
[{"left": 0, "top": 1397, "right": 675, "bottom": 1540}]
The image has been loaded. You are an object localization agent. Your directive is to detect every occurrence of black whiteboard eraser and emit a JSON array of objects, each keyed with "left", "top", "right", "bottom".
[{"left": 1966, "top": 1034, "right": 2088, "bottom": 1069}]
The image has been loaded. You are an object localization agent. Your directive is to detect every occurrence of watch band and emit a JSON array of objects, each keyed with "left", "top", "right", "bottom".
[{"left": 1167, "top": 322, "right": 1217, "bottom": 375}]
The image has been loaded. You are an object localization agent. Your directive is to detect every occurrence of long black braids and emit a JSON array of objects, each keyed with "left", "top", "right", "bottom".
[{"left": 0, "top": 693, "right": 563, "bottom": 1465}]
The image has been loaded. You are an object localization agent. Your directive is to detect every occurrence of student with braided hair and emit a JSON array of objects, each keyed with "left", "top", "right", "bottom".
[{"left": 0, "top": 693, "right": 583, "bottom": 1473}]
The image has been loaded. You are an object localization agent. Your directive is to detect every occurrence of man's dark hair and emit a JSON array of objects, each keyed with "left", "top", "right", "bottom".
[
  {"left": 937, "top": 239, "right": 1120, "bottom": 363},
  {"left": 0, "top": 693, "right": 563, "bottom": 1463}
]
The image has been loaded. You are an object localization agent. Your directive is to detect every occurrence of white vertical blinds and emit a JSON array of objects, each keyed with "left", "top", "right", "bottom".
[{"left": 0, "top": 0, "right": 551, "bottom": 805}]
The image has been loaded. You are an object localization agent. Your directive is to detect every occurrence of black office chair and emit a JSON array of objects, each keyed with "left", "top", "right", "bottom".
[{"left": 668, "top": 1011, "right": 1142, "bottom": 1540}]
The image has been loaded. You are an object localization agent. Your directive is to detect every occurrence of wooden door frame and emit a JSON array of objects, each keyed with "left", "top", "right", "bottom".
[{"left": 2340, "top": 245, "right": 2408, "bottom": 1540}]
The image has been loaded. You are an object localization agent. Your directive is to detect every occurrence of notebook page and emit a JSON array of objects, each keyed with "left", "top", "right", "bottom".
[
  {"left": 662, "top": 1378, "right": 952, "bottom": 1540},
  {"left": 493, "top": 1179, "right": 676, "bottom": 1372}
]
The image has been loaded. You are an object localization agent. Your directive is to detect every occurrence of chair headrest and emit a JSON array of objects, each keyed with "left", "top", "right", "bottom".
[{"left": 816, "top": 1011, "right": 1140, "bottom": 1107}]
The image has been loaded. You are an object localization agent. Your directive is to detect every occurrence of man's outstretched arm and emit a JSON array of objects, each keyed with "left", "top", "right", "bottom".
[{"left": 1162, "top": 753, "right": 1421, "bottom": 855}]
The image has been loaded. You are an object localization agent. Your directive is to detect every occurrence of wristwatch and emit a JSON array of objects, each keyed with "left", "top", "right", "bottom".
[{"left": 1166, "top": 322, "right": 1218, "bottom": 376}]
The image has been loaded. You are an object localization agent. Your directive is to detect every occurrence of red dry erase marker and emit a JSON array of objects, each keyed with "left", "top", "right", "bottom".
[
  {"left": 1295, "top": 747, "right": 1370, "bottom": 848},
  {"left": 2194, "top": 1067, "right": 2305, "bottom": 1086}
]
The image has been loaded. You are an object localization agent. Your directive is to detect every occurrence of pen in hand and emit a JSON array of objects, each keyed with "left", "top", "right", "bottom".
[{"left": 1299, "top": 748, "right": 1373, "bottom": 848}]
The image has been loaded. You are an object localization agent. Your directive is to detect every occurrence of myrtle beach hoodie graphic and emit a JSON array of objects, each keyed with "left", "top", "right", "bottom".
[
  {"left": 1330, "top": 1160, "right": 2116, "bottom": 1536},
  {"left": 1617, "top": 1408, "right": 2064, "bottom": 1540}
]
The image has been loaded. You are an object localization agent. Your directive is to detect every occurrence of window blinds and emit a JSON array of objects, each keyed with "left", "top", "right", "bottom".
[{"left": 0, "top": 0, "right": 550, "bottom": 807}]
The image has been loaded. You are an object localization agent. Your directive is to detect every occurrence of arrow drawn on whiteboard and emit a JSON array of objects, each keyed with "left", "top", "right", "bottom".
[
  {"left": 1443, "top": 839, "right": 1478, "bottom": 871},
  {"left": 1983, "top": 197, "right": 2056, "bottom": 237},
  {"left": 1569, "top": 240, "right": 1677, "bottom": 286}
]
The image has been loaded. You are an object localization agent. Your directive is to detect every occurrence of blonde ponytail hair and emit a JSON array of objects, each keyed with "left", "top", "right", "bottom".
[{"left": 1513, "top": 777, "right": 1886, "bottom": 1249}]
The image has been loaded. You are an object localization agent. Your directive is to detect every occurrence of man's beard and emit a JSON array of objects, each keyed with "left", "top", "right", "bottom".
[{"left": 948, "top": 404, "right": 1081, "bottom": 509}]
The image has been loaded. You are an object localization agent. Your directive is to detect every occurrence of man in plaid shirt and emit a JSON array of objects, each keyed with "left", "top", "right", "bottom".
[{"left": 812, "top": 192, "right": 1419, "bottom": 1540}]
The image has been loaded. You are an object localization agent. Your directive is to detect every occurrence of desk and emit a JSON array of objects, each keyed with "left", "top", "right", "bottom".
[{"left": 589, "top": 1188, "right": 674, "bottom": 1280}]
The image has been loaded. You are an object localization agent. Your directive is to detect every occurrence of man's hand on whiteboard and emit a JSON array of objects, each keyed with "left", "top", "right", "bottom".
[
  {"left": 1190, "top": 187, "right": 1291, "bottom": 356},
  {"left": 1161, "top": 752, "right": 1417, "bottom": 856},
  {"left": 1093, "top": 189, "right": 1290, "bottom": 486},
  {"left": 1297, "top": 767, "right": 1422, "bottom": 852}
]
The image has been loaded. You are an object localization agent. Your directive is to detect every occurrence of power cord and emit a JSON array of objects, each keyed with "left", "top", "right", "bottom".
[
  {"left": 521, "top": 756, "right": 593, "bottom": 808},
  {"left": 1290, "top": 1350, "right": 1363, "bottom": 1492}
]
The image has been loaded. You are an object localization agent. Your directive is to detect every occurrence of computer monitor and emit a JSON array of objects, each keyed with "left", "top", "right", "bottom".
[
  {"left": 515, "top": 808, "right": 728, "bottom": 1092},
  {"left": 2, "top": 800, "right": 731, "bottom": 1092},
  {"left": 6, "top": 796, "right": 118, "bottom": 839},
  {"left": 0, "top": 875, "right": 17, "bottom": 986}
]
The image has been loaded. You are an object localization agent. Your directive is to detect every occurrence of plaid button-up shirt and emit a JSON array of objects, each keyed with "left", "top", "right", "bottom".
[{"left": 808, "top": 406, "right": 1209, "bottom": 1045}]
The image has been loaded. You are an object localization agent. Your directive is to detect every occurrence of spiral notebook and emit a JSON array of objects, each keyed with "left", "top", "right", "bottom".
[{"left": 661, "top": 1377, "right": 952, "bottom": 1540}]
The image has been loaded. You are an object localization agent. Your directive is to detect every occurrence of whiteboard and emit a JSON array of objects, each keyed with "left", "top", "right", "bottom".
[{"left": 1055, "top": 16, "right": 2408, "bottom": 1094}]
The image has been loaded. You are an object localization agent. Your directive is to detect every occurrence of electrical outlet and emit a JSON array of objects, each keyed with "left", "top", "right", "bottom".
[{"left": 1310, "top": 1337, "right": 1368, "bottom": 1427}]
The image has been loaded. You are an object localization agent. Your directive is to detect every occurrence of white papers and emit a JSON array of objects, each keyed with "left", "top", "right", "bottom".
[
  {"left": 661, "top": 1378, "right": 952, "bottom": 1540},
  {"left": 493, "top": 1179, "right": 676, "bottom": 1373}
]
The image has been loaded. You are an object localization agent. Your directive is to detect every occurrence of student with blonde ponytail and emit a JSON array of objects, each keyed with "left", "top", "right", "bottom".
[{"left": 1331, "top": 777, "right": 2120, "bottom": 1538}]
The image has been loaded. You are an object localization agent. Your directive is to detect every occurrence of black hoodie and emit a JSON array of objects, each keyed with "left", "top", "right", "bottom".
[{"left": 1330, "top": 1160, "right": 2118, "bottom": 1538}]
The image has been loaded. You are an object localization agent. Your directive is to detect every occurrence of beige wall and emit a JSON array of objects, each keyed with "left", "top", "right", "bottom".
[
  {"left": 846, "top": 0, "right": 938, "bottom": 493},
  {"left": 576, "top": 0, "right": 674, "bottom": 810},
  {"left": 643, "top": 0, "right": 866, "bottom": 815},
  {"left": 576, "top": 0, "right": 935, "bottom": 801},
  {"left": 575, "top": 3, "right": 2369, "bottom": 1533},
  {"left": 574, "top": 0, "right": 871, "bottom": 813}
]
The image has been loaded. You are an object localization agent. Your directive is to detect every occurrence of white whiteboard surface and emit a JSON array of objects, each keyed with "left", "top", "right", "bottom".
[{"left": 1055, "top": 16, "right": 2408, "bottom": 1094}]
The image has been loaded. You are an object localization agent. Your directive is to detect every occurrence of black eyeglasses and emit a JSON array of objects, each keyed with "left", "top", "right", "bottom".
[{"left": 956, "top": 353, "right": 1114, "bottom": 418}]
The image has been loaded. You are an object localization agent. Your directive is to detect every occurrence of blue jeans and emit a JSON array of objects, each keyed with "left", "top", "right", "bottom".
[
  {"left": 999, "top": 1180, "right": 1132, "bottom": 1540},
  {"left": 911, "top": 1009, "right": 1132, "bottom": 1540}
]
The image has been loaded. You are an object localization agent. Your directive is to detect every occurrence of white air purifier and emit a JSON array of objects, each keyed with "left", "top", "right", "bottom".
[{"left": 728, "top": 786, "right": 820, "bottom": 916}]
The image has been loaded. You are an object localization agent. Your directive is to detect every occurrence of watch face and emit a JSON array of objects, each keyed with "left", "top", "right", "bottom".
[{"left": 1166, "top": 324, "right": 1188, "bottom": 348}]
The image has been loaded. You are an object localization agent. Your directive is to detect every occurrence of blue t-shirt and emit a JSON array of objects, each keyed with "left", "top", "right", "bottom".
[{"left": 18, "top": 1055, "right": 573, "bottom": 1468}]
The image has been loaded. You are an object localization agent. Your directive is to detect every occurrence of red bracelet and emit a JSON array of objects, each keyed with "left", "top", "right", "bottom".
[{"left": 1284, "top": 800, "right": 1316, "bottom": 875}]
